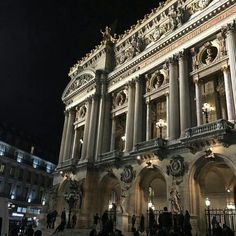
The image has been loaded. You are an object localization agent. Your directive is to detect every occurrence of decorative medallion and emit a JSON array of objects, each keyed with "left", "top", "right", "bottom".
[
  {"left": 167, "top": 155, "right": 186, "bottom": 177},
  {"left": 120, "top": 165, "right": 136, "bottom": 184}
]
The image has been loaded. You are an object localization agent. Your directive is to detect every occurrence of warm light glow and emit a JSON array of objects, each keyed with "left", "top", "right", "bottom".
[
  {"left": 121, "top": 135, "right": 126, "bottom": 141},
  {"left": 42, "top": 200, "right": 46, "bottom": 206},
  {"left": 156, "top": 119, "right": 167, "bottom": 128},
  {"left": 202, "top": 103, "right": 215, "bottom": 112},
  {"left": 60, "top": 171, "right": 63, "bottom": 175},
  {"left": 28, "top": 198, "right": 31, "bottom": 203},
  {"left": 137, "top": 156, "right": 141, "bottom": 160},
  {"left": 79, "top": 139, "right": 83, "bottom": 144},
  {"left": 108, "top": 202, "right": 113, "bottom": 210},
  {"left": 205, "top": 197, "right": 211, "bottom": 207},
  {"left": 148, "top": 201, "right": 153, "bottom": 208},
  {"left": 227, "top": 202, "right": 235, "bottom": 209},
  {"left": 227, "top": 189, "right": 231, "bottom": 193}
]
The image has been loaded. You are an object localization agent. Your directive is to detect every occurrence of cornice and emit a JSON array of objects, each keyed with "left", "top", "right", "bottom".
[{"left": 108, "top": 0, "right": 235, "bottom": 83}]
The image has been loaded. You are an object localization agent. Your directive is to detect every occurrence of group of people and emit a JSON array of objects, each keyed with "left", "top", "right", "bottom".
[
  {"left": 212, "top": 216, "right": 234, "bottom": 236},
  {"left": 132, "top": 207, "right": 193, "bottom": 236},
  {"left": 9, "top": 224, "right": 42, "bottom": 236}
]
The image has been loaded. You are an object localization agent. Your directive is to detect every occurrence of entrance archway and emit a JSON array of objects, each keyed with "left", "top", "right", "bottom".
[
  {"left": 133, "top": 167, "right": 167, "bottom": 217},
  {"left": 189, "top": 155, "right": 236, "bottom": 233}
]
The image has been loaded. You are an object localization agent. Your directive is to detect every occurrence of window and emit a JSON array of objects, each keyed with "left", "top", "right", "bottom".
[
  {"left": 0, "top": 163, "right": 6, "bottom": 175},
  {"left": 17, "top": 152, "right": 23, "bottom": 163},
  {"left": 0, "top": 144, "right": 5, "bottom": 156}
]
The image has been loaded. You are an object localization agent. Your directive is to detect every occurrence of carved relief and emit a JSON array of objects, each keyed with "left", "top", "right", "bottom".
[
  {"left": 65, "top": 74, "right": 94, "bottom": 97},
  {"left": 187, "top": 0, "right": 212, "bottom": 15},
  {"left": 76, "top": 105, "right": 87, "bottom": 120},
  {"left": 145, "top": 69, "right": 167, "bottom": 93},
  {"left": 169, "top": 183, "right": 182, "bottom": 214},
  {"left": 167, "top": 155, "right": 186, "bottom": 177},
  {"left": 112, "top": 88, "right": 128, "bottom": 109},
  {"left": 120, "top": 165, "right": 136, "bottom": 184}
]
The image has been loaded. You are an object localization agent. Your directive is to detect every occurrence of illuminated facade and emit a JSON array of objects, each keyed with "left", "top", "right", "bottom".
[
  {"left": 54, "top": 0, "right": 236, "bottom": 234},
  {"left": 0, "top": 126, "right": 55, "bottom": 235}
]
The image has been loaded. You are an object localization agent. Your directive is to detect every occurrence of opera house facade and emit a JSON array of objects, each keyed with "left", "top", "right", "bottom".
[{"left": 52, "top": 0, "right": 236, "bottom": 234}]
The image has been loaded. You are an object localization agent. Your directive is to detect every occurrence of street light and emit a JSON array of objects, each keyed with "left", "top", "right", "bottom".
[
  {"left": 156, "top": 119, "right": 167, "bottom": 139},
  {"left": 205, "top": 197, "right": 211, "bottom": 235},
  {"left": 202, "top": 103, "right": 215, "bottom": 123},
  {"left": 64, "top": 181, "right": 80, "bottom": 228}
]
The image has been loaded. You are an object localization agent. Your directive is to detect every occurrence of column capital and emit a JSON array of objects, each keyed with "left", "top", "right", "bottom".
[
  {"left": 222, "top": 22, "right": 236, "bottom": 35},
  {"left": 165, "top": 91, "right": 169, "bottom": 96},
  {"left": 134, "top": 75, "right": 143, "bottom": 84},
  {"left": 165, "top": 55, "right": 178, "bottom": 66},
  {"left": 64, "top": 110, "right": 69, "bottom": 116},
  {"left": 177, "top": 50, "right": 187, "bottom": 61},
  {"left": 126, "top": 79, "right": 135, "bottom": 87},
  {"left": 193, "top": 75, "right": 201, "bottom": 84},
  {"left": 221, "top": 64, "right": 230, "bottom": 73}
]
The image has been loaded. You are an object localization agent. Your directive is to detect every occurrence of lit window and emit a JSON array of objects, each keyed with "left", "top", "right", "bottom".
[
  {"left": 33, "top": 159, "right": 38, "bottom": 168},
  {"left": 0, "top": 144, "right": 5, "bottom": 156},
  {"left": 0, "top": 163, "right": 5, "bottom": 175},
  {"left": 17, "top": 153, "right": 23, "bottom": 163},
  {"left": 46, "top": 164, "right": 51, "bottom": 173}
]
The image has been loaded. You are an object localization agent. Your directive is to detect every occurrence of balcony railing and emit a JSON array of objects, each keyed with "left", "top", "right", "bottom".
[
  {"left": 133, "top": 138, "right": 167, "bottom": 153},
  {"left": 181, "top": 119, "right": 234, "bottom": 142},
  {"left": 99, "top": 150, "right": 122, "bottom": 161}
]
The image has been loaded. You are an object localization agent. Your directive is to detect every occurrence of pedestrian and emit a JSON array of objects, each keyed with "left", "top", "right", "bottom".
[
  {"left": 222, "top": 224, "right": 234, "bottom": 236},
  {"left": 101, "top": 211, "right": 109, "bottom": 229},
  {"left": 178, "top": 211, "right": 184, "bottom": 233},
  {"left": 213, "top": 222, "right": 223, "bottom": 236},
  {"left": 51, "top": 210, "right": 58, "bottom": 229},
  {"left": 132, "top": 214, "right": 136, "bottom": 231},
  {"left": 212, "top": 216, "right": 218, "bottom": 232},
  {"left": 46, "top": 212, "right": 51, "bottom": 229},
  {"left": 183, "top": 210, "right": 192, "bottom": 236},
  {"left": 158, "top": 207, "right": 172, "bottom": 235},
  {"left": 149, "top": 208, "right": 156, "bottom": 233},
  {"left": 140, "top": 214, "right": 145, "bottom": 233},
  {"left": 72, "top": 213, "right": 77, "bottom": 228},
  {"left": 52, "top": 220, "right": 66, "bottom": 235},
  {"left": 61, "top": 208, "right": 66, "bottom": 223},
  {"left": 24, "top": 225, "right": 34, "bottom": 236},
  {"left": 34, "top": 230, "right": 42, "bottom": 236}
]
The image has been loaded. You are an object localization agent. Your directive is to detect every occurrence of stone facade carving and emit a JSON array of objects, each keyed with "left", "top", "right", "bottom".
[
  {"left": 120, "top": 165, "right": 136, "bottom": 184},
  {"left": 112, "top": 88, "right": 128, "bottom": 109},
  {"left": 76, "top": 105, "right": 87, "bottom": 120},
  {"left": 100, "top": 26, "right": 117, "bottom": 44},
  {"left": 188, "top": 0, "right": 212, "bottom": 15},
  {"left": 169, "top": 183, "right": 182, "bottom": 214},
  {"left": 65, "top": 74, "right": 94, "bottom": 97},
  {"left": 167, "top": 155, "right": 186, "bottom": 177}
]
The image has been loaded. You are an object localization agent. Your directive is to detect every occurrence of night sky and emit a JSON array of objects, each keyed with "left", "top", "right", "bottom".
[{"left": 0, "top": 0, "right": 158, "bottom": 163}]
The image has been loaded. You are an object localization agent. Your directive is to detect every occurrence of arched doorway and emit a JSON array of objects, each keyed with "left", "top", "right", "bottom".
[
  {"left": 132, "top": 167, "right": 167, "bottom": 222},
  {"left": 189, "top": 155, "right": 236, "bottom": 234}
]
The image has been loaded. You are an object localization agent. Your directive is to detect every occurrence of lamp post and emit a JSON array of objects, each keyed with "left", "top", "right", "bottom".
[
  {"left": 64, "top": 181, "right": 80, "bottom": 228},
  {"left": 156, "top": 119, "right": 167, "bottom": 139},
  {"left": 202, "top": 103, "right": 215, "bottom": 123},
  {"left": 205, "top": 197, "right": 211, "bottom": 236}
]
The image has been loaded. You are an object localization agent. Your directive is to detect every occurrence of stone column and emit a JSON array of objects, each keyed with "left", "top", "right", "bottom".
[
  {"left": 225, "top": 23, "right": 236, "bottom": 116},
  {"left": 110, "top": 115, "right": 116, "bottom": 151},
  {"left": 194, "top": 77, "right": 203, "bottom": 126},
  {"left": 168, "top": 56, "right": 180, "bottom": 140},
  {"left": 86, "top": 94, "right": 99, "bottom": 161},
  {"left": 178, "top": 51, "right": 191, "bottom": 136},
  {"left": 222, "top": 65, "right": 236, "bottom": 121},
  {"left": 133, "top": 76, "right": 143, "bottom": 146},
  {"left": 58, "top": 111, "right": 69, "bottom": 164},
  {"left": 125, "top": 80, "right": 135, "bottom": 152},
  {"left": 71, "top": 127, "right": 79, "bottom": 160},
  {"left": 146, "top": 99, "right": 151, "bottom": 141},
  {"left": 81, "top": 98, "right": 92, "bottom": 160},
  {"left": 63, "top": 108, "right": 75, "bottom": 160},
  {"left": 165, "top": 92, "right": 169, "bottom": 139}
]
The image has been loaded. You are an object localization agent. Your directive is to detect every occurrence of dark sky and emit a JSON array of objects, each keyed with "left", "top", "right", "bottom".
[{"left": 0, "top": 0, "right": 158, "bottom": 163}]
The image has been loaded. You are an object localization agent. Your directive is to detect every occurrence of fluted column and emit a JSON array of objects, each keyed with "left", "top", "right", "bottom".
[
  {"left": 125, "top": 81, "right": 135, "bottom": 152},
  {"left": 58, "top": 111, "right": 69, "bottom": 164},
  {"left": 222, "top": 65, "right": 236, "bottom": 121},
  {"left": 168, "top": 56, "right": 180, "bottom": 140},
  {"left": 178, "top": 51, "right": 191, "bottom": 137},
  {"left": 63, "top": 108, "right": 75, "bottom": 160},
  {"left": 81, "top": 99, "right": 92, "bottom": 160},
  {"left": 133, "top": 76, "right": 143, "bottom": 146},
  {"left": 225, "top": 23, "right": 236, "bottom": 118},
  {"left": 146, "top": 99, "right": 151, "bottom": 141},
  {"left": 165, "top": 92, "right": 169, "bottom": 139},
  {"left": 194, "top": 77, "right": 203, "bottom": 126},
  {"left": 96, "top": 80, "right": 109, "bottom": 157},
  {"left": 86, "top": 94, "right": 99, "bottom": 161},
  {"left": 110, "top": 115, "right": 116, "bottom": 151},
  {"left": 71, "top": 127, "right": 79, "bottom": 160}
]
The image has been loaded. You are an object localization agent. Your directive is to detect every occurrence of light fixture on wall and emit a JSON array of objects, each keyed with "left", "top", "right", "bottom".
[
  {"left": 205, "top": 197, "right": 211, "bottom": 207},
  {"left": 121, "top": 134, "right": 126, "bottom": 141},
  {"left": 205, "top": 197, "right": 211, "bottom": 235},
  {"left": 227, "top": 202, "right": 235, "bottom": 210},
  {"left": 204, "top": 147, "right": 215, "bottom": 159},
  {"left": 202, "top": 103, "right": 215, "bottom": 123},
  {"left": 156, "top": 119, "right": 167, "bottom": 139},
  {"left": 79, "top": 139, "right": 83, "bottom": 144}
]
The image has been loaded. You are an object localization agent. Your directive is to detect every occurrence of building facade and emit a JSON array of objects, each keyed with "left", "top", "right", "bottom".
[
  {"left": 54, "top": 0, "right": 236, "bottom": 234},
  {"left": 0, "top": 131, "right": 55, "bottom": 235}
]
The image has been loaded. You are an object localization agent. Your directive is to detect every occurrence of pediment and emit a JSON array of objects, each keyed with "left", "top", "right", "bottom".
[{"left": 62, "top": 70, "right": 95, "bottom": 100}]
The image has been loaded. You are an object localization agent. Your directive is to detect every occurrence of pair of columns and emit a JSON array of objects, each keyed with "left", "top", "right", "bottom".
[{"left": 110, "top": 77, "right": 143, "bottom": 152}]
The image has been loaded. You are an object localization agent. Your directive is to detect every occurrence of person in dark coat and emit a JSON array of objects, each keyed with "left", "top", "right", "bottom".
[
  {"left": 213, "top": 222, "right": 223, "bottom": 236},
  {"left": 140, "top": 214, "right": 145, "bottom": 233},
  {"left": 34, "top": 230, "right": 42, "bottom": 236},
  {"left": 222, "top": 224, "right": 234, "bottom": 236},
  {"left": 178, "top": 211, "right": 184, "bottom": 233},
  {"left": 149, "top": 208, "right": 156, "bottom": 233},
  {"left": 158, "top": 207, "right": 172, "bottom": 235},
  {"left": 52, "top": 220, "right": 66, "bottom": 234},
  {"left": 132, "top": 215, "right": 136, "bottom": 231},
  {"left": 101, "top": 211, "right": 109, "bottom": 229},
  {"left": 61, "top": 208, "right": 66, "bottom": 223},
  {"left": 24, "top": 225, "right": 34, "bottom": 236},
  {"left": 183, "top": 210, "right": 192, "bottom": 236}
]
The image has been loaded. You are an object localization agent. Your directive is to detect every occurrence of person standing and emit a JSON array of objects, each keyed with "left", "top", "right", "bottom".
[
  {"left": 183, "top": 210, "right": 192, "bottom": 236},
  {"left": 140, "top": 214, "right": 145, "bottom": 233},
  {"left": 131, "top": 214, "right": 136, "bottom": 231},
  {"left": 158, "top": 207, "right": 172, "bottom": 235},
  {"left": 61, "top": 208, "right": 66, "bottom": 223},
  {"left": 72, "top": 214, "right": 77, "bottom": 228}
]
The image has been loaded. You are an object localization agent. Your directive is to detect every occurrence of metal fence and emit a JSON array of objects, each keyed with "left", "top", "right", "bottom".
[{"left": 205, "top": 208, "right": 236, "bottom": 235}]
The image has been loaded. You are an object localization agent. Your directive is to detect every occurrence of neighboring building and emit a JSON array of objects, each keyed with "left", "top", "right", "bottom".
[
  {"left": 53, "top": 0, "right": 236, "bottom": 234},
  {"left": 0, "top": 126, "right": 56, "bottom": 235}
]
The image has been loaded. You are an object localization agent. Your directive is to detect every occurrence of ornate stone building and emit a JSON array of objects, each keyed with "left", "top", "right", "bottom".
[{"left": 53, "top": 0, "right": 236, "bottom": 234}]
